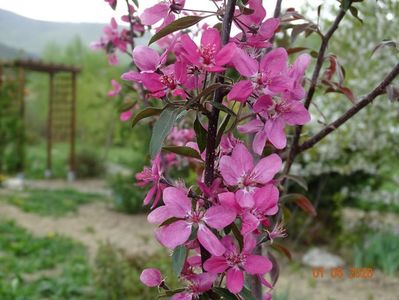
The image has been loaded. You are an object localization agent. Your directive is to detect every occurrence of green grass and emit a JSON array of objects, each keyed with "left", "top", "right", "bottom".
[
  {"left": 1, "top": 189, "right": 104, "bottom": 216},
  {"left": 353, "top": 231, "right": 399, "bottom": 276},
  {"left": 0, "top": 220, "right": 95, "bottom": 299}
]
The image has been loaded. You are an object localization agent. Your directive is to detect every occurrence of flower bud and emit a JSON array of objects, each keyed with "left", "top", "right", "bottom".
[{"left": 140, "top": 268, "right": 162, "bottom": 287}]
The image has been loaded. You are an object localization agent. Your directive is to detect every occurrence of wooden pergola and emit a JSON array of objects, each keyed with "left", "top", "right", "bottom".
[{"left": 0, "top": 59, "right": 81, "bottom": 181}]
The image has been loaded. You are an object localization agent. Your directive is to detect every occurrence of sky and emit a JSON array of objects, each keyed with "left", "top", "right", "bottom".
[{"left": 0, "top": 0, "right": 316, "bottom": 24}]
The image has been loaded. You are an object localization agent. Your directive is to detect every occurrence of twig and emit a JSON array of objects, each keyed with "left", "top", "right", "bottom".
[
  {"left": 297, "top": 62, "right": 399, "bottom": 153},
  {"left": 283, "top": 4, "right": 350, "bottom": 176}
]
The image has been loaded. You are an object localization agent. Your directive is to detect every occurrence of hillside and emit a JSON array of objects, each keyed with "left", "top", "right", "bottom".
[{"left": 0, "top": 9, "right": 149, "bottom": 57}]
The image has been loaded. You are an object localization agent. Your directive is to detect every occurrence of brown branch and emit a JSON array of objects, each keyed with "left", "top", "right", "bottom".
[
  {"left": 273, "top": 0, "right": 283, "bottom": 18},
  {"left": 297, "top": 62, "right": 399, "bottom": 153},
  {"left": 283, "top": 4, "right": 350, "bottom": 176},
  {"left": 204, "top": 0, "right": 237, "bottom": 186}
]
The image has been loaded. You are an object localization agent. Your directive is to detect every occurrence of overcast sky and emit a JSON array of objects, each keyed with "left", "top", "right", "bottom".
[{"left": 0, "top": 0, "right": 319, "bottom": 24}]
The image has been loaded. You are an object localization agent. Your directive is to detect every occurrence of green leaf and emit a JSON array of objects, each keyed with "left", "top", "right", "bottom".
[
  {"left": 158, "top": 289, "right": 186, "bottom": 299},
  {"left": 216, "top": 114, "right": 231, "bottom": 147},
  {"left": 131, "top": 107, "right": 163, "bottom": 128},
  {"left": 209, "top": 101, "right": 237, "bottom": 117},
  {"left": 149, "top": 107, "right": 180, "bottom": 158},
  {"left": 231, "top": 223, "right": 243, "bottom": 251},
  {"left": 149, "top": 16, "right": 204, "bottom": 45},
  {"left": 349, "top": 6, "right": 363, "bottom": 23},
  {"left": 212, "top": 287, "right": 238, "bottom": 300},
  {"left": 160, "top": 217, "right": 183, "bottom": 227},
  {"left": 240, "top": 287, "right": 256, "bottom": 300},
  {"left": 131, "top": 0, "right": 139, "bottom": 8},
  {"left": 194, "top": 117, "right": 207, "bottom": 153},
  {"left": 172, "top": 245, "right": 187, "bottom": 275},
  {"left": 162, "top": 146, "right": 203, "bottom": 160}
]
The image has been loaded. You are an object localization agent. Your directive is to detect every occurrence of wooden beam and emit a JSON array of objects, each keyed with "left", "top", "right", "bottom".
[
  {"left": 46, "top": 72, "right": 54, "bottom": 178},
  {"left": 68, "top": 72, "right": 77, "bottom": 181},
  {"left": 16, "top": 67, "right": 26, "bottom": 177}
]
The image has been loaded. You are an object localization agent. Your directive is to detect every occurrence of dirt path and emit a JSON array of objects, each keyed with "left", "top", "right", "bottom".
[{"left": 0, "top": 201, "right": 161, "bottom": 259}]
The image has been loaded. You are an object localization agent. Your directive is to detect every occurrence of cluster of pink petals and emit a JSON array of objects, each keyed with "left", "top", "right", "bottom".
[
  {"left": 148, "top": 187, "right": 236, "bottom": 256},
  {"left": 204, "top": 234, "right": 272, "bottom": 293},
  {"left": 135, "top": 154, "right": 166, "bottom": 207},
  {"left": 140, "top": 0, "right": 186, "bottom": 26},
  {"left": 219, "top": 143, "right": 282, "bottom": 208}
]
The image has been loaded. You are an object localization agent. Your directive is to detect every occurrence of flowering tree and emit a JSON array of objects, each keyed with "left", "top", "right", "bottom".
[{"left": 94, "top": 0, "right": 399, "bottom": 298}]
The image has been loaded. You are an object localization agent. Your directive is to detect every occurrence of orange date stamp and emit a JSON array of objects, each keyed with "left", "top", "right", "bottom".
[{"left": 312, "top": 267, "right": 374, "bottom": 279}]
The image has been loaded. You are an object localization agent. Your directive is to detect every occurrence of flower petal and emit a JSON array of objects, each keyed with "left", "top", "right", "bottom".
[
  {"left": 215, "top": 42, "right": 237, "bottom": 66},
  {"left": 204, "top": 205, "right": 236, "bottom": 229},
  {"left": 227, "top": 80, "right": 253, "bottom": 102},
  {"left": 266, "top": 118, "right": 286, "bottom": 149},
  {"left": 140, "top": 3, "right": 169, "bottom": 25},
  {"left": 226, "top": 267, "right": 244, "bottom": 294},
  {"left": 201, "top": 28, "right": 221, "bottom": 51},
  {"left": 133, "top": 45, "right": 160, "bottom": 71},
  {"left": 231, "top": 47, "right": 258, "bottom": 77},
  {"left": 250, "top": 153, "right": 282, "bottom": 184},
  {"left": 241, "top": 211, "right": 259, "bottom": 235},
  {"left": 163, "top": 187, "right": 191, "bottom": 216},
  {"left": 147, "top": 205, "right": 173, "bottom": 224},
  {"left": 197, "top": 225, "right": 225, "bottom": 256},
  {"left": 155, "top": 220, "right": 191, "bottom": 249},
  {"left": 244, "top": 255, "right": 273, "bottom": 274},
  {"left": 204, "top": 256, "right": 229, "bottom": 273}
]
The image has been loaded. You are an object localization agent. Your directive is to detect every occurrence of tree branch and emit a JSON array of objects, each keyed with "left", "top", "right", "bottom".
[
  {"left": 297, "top": 62, "right": 399, "bottom": 153},
  {"left": 204, "top": 0, "right": 237, "bottom": 186},
  {"left": 273, "top": 0, "right": 283, "bottom": 18},
  {"left": 283, "top": 4, "right": 350, "bottom": 176}
]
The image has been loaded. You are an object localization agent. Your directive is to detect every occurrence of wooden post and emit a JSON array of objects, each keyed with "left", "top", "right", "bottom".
[
  {"left": 46, "top": 72, "right": 54, "bottom": 178},
  {"left": 16, "top": 67, "right": 25, "bottom": 178},
  {"left": 68, "top": 72, "right": 77, "bottom": 182}
]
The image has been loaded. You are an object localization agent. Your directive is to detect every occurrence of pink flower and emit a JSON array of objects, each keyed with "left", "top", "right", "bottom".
[
  {"left": 172, "top": 273, "right": 216, "bottom": 300},
  {"left": 228, "top": 48, "right": 290, "bottom": 102},
  {"left": 285, "top": 53, "right": 312, "bottom": 100},
  {"left": 122, "top": 45, "right": 187, "bottom": 98},
  {"left": 140, "top": 268, "right": 163, "bottom": 287},
  {"left": 108, "top": 79, "right": 122, "bottom": 97},
  {"left": 148, "top": 187, "right": 236, "bottom": 256},
  {"left": 204, "top": 234, "right": 273, "bottom": 294},
  {"left": 238, "top": 94, "right": 310, "bottom": 152},
  {"left": 178, "top": 28, "right": 237, "bottom": 73},
  {"left": 219, "top": 184, "right": 279, "bottom": 235},
  {"left": 136, "top": 154, "right": 166, "bottom": 207},
  {"left": 140, "top": 0, "right": 185, "bottom": 26},
  {"left": 119, "top": 110, "right": 132, "bottom": 121},
  {"left": 233, "top": 0, "right": 280, "bottom": 49},
  {"left": 219, "top": 143, "right": 282, "bottom": 208}
]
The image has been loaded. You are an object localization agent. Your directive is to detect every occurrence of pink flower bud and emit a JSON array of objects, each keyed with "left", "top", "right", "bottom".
[{"left": 140, "top": 268, "right": 162, "bottom": 287}]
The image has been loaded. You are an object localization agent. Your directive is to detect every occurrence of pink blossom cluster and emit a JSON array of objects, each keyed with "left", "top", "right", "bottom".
[{"left": 99, "top": 0, "right": 312, "bottom": 298}]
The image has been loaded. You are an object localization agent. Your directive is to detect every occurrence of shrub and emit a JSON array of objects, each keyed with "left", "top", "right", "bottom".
[
  {"left": 108, "top": 174, "right": 147, "bottom": 214},
  {"left": 75, "top": 148, "right": 105, "bottom": 178},
  {"left": 94, "top": 243, "right": 177, "bottom": 300}
]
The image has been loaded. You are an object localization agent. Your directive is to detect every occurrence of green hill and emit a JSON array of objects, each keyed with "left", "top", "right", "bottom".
[{"left": 0, "top": 9, "right": 149, "bottom": 57}]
